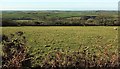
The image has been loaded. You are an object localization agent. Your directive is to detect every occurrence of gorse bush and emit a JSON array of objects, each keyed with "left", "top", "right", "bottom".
[
  {"left": 31, "top": 49, "right": 120, "bottom": 69},
  {"left": 2, "top": 31, "right": 28, "bottom": 69}
]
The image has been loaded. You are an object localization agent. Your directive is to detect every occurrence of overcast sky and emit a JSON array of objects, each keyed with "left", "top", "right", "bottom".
[{"left": 0, "top": 0, "right": 119, "bottom": 10}]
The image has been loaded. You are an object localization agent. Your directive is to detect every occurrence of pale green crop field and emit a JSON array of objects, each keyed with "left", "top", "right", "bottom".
[{"left": 2, "top": 26, "right": 119, "bottom": 66}]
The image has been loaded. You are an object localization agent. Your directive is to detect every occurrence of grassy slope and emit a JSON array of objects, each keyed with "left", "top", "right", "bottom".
[
  {"left": 2, "top": 26, "right": 118, "bottom": 66},
  {"left": 2, "top": 11, "right": 118, "bottom": 19}
]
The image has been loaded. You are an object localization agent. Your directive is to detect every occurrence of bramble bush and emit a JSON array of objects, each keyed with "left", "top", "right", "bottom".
[
  {"left": 2, "top": 31, "right": 30, "bottom": 69},
  {"left": 31, "top": 49, "right": 120, "bottom": 69}
]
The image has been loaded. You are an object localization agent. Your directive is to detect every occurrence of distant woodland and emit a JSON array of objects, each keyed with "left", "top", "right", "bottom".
[{"left": 2, "top": 11, "right": 119, "bottom": 26}]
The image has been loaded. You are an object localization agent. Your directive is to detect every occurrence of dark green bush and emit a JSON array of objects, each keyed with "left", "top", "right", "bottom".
[{"left": 2, "top": 19, "right": 18, "bottom": 26}]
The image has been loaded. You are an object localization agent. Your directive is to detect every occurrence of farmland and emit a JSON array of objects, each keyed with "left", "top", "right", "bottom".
[
  {"left": 2, "top": 26, "right": 119, "bottom": 68},
  {"left": 2, "top": 11, "right": 119, "bottom": 26},
  {"left": 1, "top": 10, "right": 120, "bottom": 68}
]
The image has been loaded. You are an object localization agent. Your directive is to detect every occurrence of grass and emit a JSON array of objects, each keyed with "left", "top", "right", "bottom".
[
  {"left": 2, "top": 11, "right": 118, "bottom": 19},
  {"left": 2, "top": 26, "right": 119, "bottom": 67}
]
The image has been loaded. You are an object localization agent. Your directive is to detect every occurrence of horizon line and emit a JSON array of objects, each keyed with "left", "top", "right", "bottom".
[{"left": 0, "top": 9, "right": 118, "bottom": 11}]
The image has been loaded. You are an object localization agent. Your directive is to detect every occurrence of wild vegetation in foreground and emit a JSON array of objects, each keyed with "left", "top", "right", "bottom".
[{"left": 1, "top": 26, "right": 119, "bottom": 68}]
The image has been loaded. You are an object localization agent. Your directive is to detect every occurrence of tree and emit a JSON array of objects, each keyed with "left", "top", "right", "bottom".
[
  {"left": 2, "top": 19, "right": 18, "bottom": 26},
  {"left": 85, "top": 18, "right": 96, "bottom": 26},
  {"left": 95, "top": 14, "right": 111, "bottom": 26}
]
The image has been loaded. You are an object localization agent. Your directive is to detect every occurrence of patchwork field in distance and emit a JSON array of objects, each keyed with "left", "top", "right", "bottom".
[{"left": 2, "top": 26, "right": 118, "bottom": 67}]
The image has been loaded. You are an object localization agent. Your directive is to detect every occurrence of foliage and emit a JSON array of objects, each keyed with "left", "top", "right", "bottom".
[
  {"left": 31, "top": 49, "right": 119, "bottom": 69},
  {"left": 2, "top": 11, "right": 119, "bottom": 26},
  {"left": 2, "top": 19, "right": 18, "bottom": 26},
  {"left": 2, "top": 26, "right": 119, "bottom": 68},
  {"left": 2, "top": 31, "right": 29, "bottom": 69}
]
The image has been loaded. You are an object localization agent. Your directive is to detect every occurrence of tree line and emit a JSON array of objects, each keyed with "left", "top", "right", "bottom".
[{"left": 2, "top": 14, "right": 119, "bottom": 26}]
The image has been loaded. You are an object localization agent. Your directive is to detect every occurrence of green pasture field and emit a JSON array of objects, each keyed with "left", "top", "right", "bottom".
[
  {"left": 2, "top": 26, "right": 119, "bottom": 66},
  {"left": 2, "top": 11, "right": 118, "bottom": 19}
]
